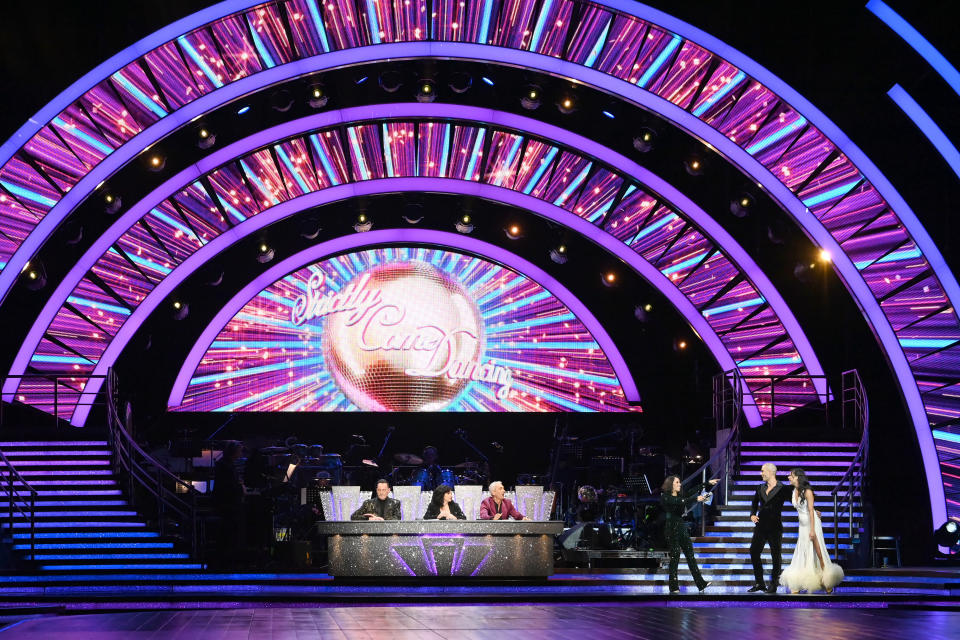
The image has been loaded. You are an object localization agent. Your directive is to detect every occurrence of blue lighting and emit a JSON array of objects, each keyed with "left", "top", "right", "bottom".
[
  {"left": 933, "top": 430, "right": 960, "bottom": 444},
  {"left": 12, "top": 532, "right": 159, "bottom": 539},
  {"left": 888, "top": 84, "right": 960, "bottom": 180},
  {"left": 236, "top": 105, "right": 251, "bottom": 115},
  {"left": 899, "top": 338, "right": 957, "bottom": 349},
  {"left": 800, "top": 179, "right": 859, "bottom": 208},
  {"left": 40, "top": 563, "right": 204, "bottom": 571},
  {"left": 737, "top": 356, "right": 803, "bottom": 367},
  {"left": 692, "top": 70, "right": 746, "bottom": 117},
  {"left": 867, "top": 0, "right": 960, "bottom": 97},
  {"left": 702, "top": 296, "right": 765, "bottom": 317},
  {"left": 745, "top": 116, "right": 807, "bottom": 155},
  {"left": 355, "top": 76, "right": 369, "bottom": 85},
  {"left": 637, "top": 35, "right": 681, "bottom": 88},
  {"left": 481, "top": 77, "right": 495, "bottom": 86},
  {"left": 602, "top": 110, "right": 615, "bottom": 119}
]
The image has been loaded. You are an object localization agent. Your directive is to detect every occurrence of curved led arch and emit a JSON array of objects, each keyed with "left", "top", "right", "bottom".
[
  {"left": 168, "top": 238, "right": 635, "bottom": 411},
  {"left": 11, "top": 104, "right": 827, "bottom": 425},
  {"left": 72, "top": 179, "right": 752, "bottom": 426},
  {"left": 0, "top": 0, "right": 950, "bottom": 523}
]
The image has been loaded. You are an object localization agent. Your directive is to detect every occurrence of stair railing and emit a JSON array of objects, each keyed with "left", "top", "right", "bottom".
[
  {"left": 682, "top": 369, "right": 747, "bottom": 536},
  {"left": 831, "top": 369, "right": 869, "bottom": 562},
  {"left": 106, "top": 368, "right": 204, "bottom": 557},
  {"left": 0, "top": 449, "right": 37, "bottom": 557}
]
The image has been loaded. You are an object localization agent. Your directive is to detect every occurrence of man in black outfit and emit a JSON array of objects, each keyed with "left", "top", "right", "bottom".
[
  {"left": 748, "top": 462, "right": 791, "bottom": 594},
  {"left": 351, "top": 479, "right": 402, "bottom": 520}
]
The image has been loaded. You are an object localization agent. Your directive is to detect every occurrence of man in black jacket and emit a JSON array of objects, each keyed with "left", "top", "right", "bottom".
[
  {"left": 748, "top": 462, "right": 791, "bottom": 593},
  {"left": 351, "top": 479, "right": 402, "bottom": 520}
]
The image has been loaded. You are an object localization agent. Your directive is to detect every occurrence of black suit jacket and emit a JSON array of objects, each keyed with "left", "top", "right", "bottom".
[
  {"left": 351, "top": 497, "right": 402, "bottom": 520},
  {"left": 750, "top": 481, "right": 790, "bottom": 529},
  {"left": 423, "top": 501, "right": 467, "bottom": 520}
]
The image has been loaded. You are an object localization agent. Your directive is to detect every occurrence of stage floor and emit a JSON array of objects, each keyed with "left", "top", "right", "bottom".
[{"left": 2, "top": 603, "right": 960, "bottom": 639}]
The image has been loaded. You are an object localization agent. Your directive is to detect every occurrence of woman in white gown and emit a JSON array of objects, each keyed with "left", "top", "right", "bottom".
[{"left": 780, "top": 468, "right": 844, "bottom": 593}]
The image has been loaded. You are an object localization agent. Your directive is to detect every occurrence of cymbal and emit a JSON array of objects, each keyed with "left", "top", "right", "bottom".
[
  {"left": 453, "top": 461, "right": 480, "bottom": 469},
  {"left": 394, "top": 453, "right": 423, "bottom": 465}
]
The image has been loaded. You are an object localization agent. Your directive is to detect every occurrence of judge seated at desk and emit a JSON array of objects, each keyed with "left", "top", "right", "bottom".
[
  {"left": 423, "top": 484, "right": 466, "bottom": 520},
  {"left": 479, "top": 481, "right": 530, "bottom": 521},
  {"left": 351, "top": 479, "right": 401, "bottom": 521}
]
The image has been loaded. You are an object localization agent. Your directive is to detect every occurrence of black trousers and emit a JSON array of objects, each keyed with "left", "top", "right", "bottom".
[
  {"left": 750, "top": 523, "right": 782, "bottom": 585},
  {"left": 667, "top": 529, "right": 707, "bottom": 591}
]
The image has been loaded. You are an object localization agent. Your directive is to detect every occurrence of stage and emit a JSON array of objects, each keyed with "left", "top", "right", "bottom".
[{"left": 1, "top": 602, "right": 960, "bottom": 640}]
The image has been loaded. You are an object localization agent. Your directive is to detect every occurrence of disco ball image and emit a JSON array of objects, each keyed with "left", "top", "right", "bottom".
[{"left": 322, "top": 261, "right": 484, "bottom": 411}]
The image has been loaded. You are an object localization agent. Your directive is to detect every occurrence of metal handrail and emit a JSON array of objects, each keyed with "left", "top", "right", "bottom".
[
  {"left": 0, "top": 449, "right": 37, "bottom": 557},
  {"left": 106, "top": 369, "right": 203, "bottom": 557},
  {"left": 831, "top": 370, "right": 869, "bottom": 561},
  {"left": 680, "top": 369, "right": 747, "bottom": 536}
]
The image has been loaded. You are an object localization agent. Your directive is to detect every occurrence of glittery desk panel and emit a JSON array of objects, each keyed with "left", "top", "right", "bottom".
[{"left": 317, "top": 521, "right": 564, "bottom": 577}]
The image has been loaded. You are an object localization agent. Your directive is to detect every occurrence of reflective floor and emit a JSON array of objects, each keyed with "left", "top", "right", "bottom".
[{"left": 2, "top": 604, "right": 959, "bottom": 639}]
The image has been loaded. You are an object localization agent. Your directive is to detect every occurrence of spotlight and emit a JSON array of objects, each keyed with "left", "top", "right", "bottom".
[
  {"left": 416, "top": 79, "right": 437, "bottom": 103},
  {"left": 819, "top": 248, "right": 832, "bottom": 263},
  {"left": 205, "top": 270, "right": 224, "bottom": 287},
  {"left": 557, "top": 95, "right": 577, "bottom": 115},
  {"left": 299, "top": 221, "right": 322, "bottom": 240},
  {"left": 632, "top": 128, "right": 656, "bottom": 153},
  {"left": 308, "top": 85, "right": 328, "bottom": 109},
  {"left": 549, "top": 244, "right": 568, "bottom": 264},
  {"left": 793, "top": 262, "right": 813, "bottom": 284},
  {"left": 674, "top": 338, "right": 688, "bottom": 352},
  {"left": 256, "top": 243, "right": 275, "bottom": 263},
  {"left": 353, "top": 212, "right": 373, "bottom": 232},
  {"left": 505, "top": 224, "right": 523, "bottom": 240},
  {"left": 521, "top": 85, "right": 541, "bottom": 110},
  {"left": 148, "top": 153, "right": 166, "bottom": 172},
  {"left": 935, "top": 520, "right": 960, "bottom": 548},
  {"left": 172, "top": 300, "right": 189, "bottom": 321},
  {"left": 481, "top": 76, "right": 495, "bottom": 86},
  {"left": 402, "top": 203, "right": 424, "bottom": 224},
  {"left": 196, "top": 126, "right": 216, "bottom": 149},
  {"left": 602, "top": 272, "right": 617, "bottom": 287},
  {"left": 684, "top": 156, "right": 704, "bottom": 176},
  {"left": 236, "top": 105, "right": 251, "bottom": 115},
  {"left": 354, "top": 75, "right": 369, "bottom": 85},
  {"left": 633, "top": 304, "right": 648, "bottom": 322},
  {"left": 64, "top": 222, "right": 84, "bottom": 246},
  {"left": 455, "top": 214, "right": 474, "bottom": 234},
  {"left": 730, "top": 193, "right": 754, "bottom": 218},
  {"left": 378, "top": 70, "right": 403, "bottom": 93},
  {"left": 270, "top": 89, "right": 294, "bottom": 112},
  {"left": 448, "top": 71, "right": 473, "bottom": 94},
  {"left": 644, "top": 303, "right": 653, "bottom": 312},
  {"left": 103, "top": 192, "right": 122, "bottom": 214},
  {"left": 21, "top": 261, "right": 46, "bottom": 291}
]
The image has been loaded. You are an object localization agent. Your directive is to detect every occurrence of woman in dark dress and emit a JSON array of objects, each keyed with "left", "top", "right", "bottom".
[
  {"left": 660, "top": 475, "right": 718, "bottom": 593},
  {"left": 423, "top": 484, "right": 467, "bottom": 520}
]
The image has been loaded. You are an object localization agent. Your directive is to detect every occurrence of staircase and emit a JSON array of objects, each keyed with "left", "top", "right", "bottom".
[
  {"left": 678, "top": 440, "right": 863, "bottom": 588},
  {"left": 0, "top": 440, "right": 204, "bottom": 572}
]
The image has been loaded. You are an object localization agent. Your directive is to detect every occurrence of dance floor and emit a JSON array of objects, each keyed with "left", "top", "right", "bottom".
[{"left": 2, "top": 604, "right": 959, "bottom": 639}]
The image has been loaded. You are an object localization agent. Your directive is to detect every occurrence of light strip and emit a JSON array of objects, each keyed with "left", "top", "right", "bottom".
[
  {"left": 163, "top": 226, "right": 644, "bottom": 410},
  {"left": 888, "top": 84, "right": 960, "bottom": 180},
  {"left": 867, "top": 0, "right": 960, "bottom": 97}
]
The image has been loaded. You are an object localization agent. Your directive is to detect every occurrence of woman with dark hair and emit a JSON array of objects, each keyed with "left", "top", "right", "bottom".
[
  {"left": 423, "top": 484, "right": 466, "bottom": 520},
  {"left": 780, "top": 468, "right": 844, "bottom": 593},
  {"left": 660, "top": 474, "right": 718, "bottom": 594}
]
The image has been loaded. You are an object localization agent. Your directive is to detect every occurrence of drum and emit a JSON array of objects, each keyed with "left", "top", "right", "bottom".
[
  {"left": 410, "top": 468, "right": 429, "bottom": 487},
  {"left": 439, "top": 468, "right": 456, "bottom": 488},
  {"left": 410, "top": 467, "right": 457, "bottom": 489}
]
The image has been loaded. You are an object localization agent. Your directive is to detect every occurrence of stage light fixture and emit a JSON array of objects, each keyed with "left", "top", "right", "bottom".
[
  {"left": 455, "top": 214, "right": 474, "bottom": 234},
  {"left": 644, "top": 303, "right": 653, "bottom": 312},
  {"left": 21, "top": 261, "right": 46, "bottom": 291},
  {"left": 730, "top": 193, "right": 754, "bottom": 218},
  {"left": 353, "top": 212, "right": 373, "bottom": 232},
  {"left": 557, "top": 95, "right": 577, "bottom": 115},
  {"left": 237, "top": 105, "right": 251, "bottom": 115},
  {"left": 673, "top": 338, "right": 688, "bottom": 352},
  {"left": 402, "top": 203, "right": 424, "bottom": 224},
  {"left": 378, "top": 70, "right": 403, "bottom": 93},
  {"left": 148, "top": 154, "right": 166, "bottom": 172},
  {"left": 354, "top": 75, "right": 369, "bottom": 85},
  {"left": 417, "top": 79, "right": 437, "bottom": 103},
  {"left": 270, "top": 89, "right": 294, "bottom": 112},
  {"left": 602, "top": 272, "right": 617, "bottom": 287},
  {"left": 205, "top": 270, "right": 224, "bottom": 287},
  {"left": 103, "top": 192, "right": 121, "bottom": 214},
  {"left": 549, "top": 244, "right": 568, "bottom": 264},
  {"left": 684, "top": 156, "right": 704, "bottom": 176},
  {"left": 172, "top": 300, "right": 189, "bottom": 321},
  {"left": 505, "top": 224, "right": 523, "bottom": 239},
  {"left": 521, "top": 86, "right": 541, "bottom": 110},
  {"left": 819, "top": 249, "right": 832, "bottom": 263},
  {"left": 256, "top": 243, "right": 275, "bottom": 264},
  {"left": 633, "top": 304, "right": 648, "bottom": 322},
  {"left": 448, "top": 71, "right": 473, "bottom": 94},
  {"left": 308, "top": 85, "right": 328, "bottom": 109},
  {"left": 793, "top": 262, "right": 813, "bottom": 284},
  {"left": 935, "top": 520, "right": 960, "bottom": 548},
  {"left": 64, "top": 222, "right": 84, "bottom": 246},
  {"left": 632, "top": 128, "right": 656, "bottom": 153},
  {"left": 196, "top": 126, "right": 216, "bottom": 149},
  {"left": 481, "top": 76, "right": 495, "bottom": 86}
]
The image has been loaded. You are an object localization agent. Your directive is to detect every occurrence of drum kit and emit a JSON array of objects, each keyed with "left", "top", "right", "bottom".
[{"left": 389, "top": 454, "right": 487, "bottom": 487}]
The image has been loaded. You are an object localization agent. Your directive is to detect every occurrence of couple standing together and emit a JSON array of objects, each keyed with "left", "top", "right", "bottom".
[{"left": 749, "top": 462, "right": 844, "bottom": 594}]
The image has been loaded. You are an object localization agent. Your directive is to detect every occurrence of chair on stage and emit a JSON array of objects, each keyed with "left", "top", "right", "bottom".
[
  {"left": 391, "top": 485, "right": 422, "bottom": 520},
  {"left": 453, "top": 485, "right": 482, "bottom": 520}
]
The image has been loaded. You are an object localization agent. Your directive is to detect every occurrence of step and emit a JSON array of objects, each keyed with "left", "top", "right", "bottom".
[
  {"left": 6, "top": 521, "right": 147, "bottom": 528},
  {"left": 740, "top": 442, "right": 859, "bottom": 448},
  {"left": 1, "top": 450, "right": 113, "bottom": 457},
  {"left": 0, "top": 500, "right": 128, "bottom": 507},
  {"left": 8, "top": 531, "right": 161, "bottom": 539},
  {"left": 9, "top": 470, "right": 114, "bottom": 477},
  {"left": 38, "top": 563, "right": 206, "bottom": 571},
  {"left": 13, "top": 542, "right": 175, "bottom": 550},
  {"left": 0, "top": 510, "right": 139, "bottom": 518},
  {"left": 27, "top": 552, "right": 192, "bottom": 561},
  {"left": 0, "top": 442, "right": 109, "bottom": 447},
  {"left": 0, "top": 460, "right": 111, "bottom": 466}
]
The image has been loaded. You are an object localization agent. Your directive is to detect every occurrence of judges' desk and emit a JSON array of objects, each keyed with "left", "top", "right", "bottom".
[{"left": 316, "top": 520, "right": 564, "bottom": 578}]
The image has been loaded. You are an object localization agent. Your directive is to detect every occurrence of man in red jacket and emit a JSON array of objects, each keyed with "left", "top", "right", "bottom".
[{"left": 479, "top": 481, "right": 530, "bottom": 520}]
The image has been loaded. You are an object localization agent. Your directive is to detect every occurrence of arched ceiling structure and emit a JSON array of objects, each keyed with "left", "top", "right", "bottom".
[{"left": 0, "top": 0, "right": 955, "bottom": 528}]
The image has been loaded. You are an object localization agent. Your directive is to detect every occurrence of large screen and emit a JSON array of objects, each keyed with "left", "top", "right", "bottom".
[{"left": 172, "top": 247, "right": 640, "bottom": 412}]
